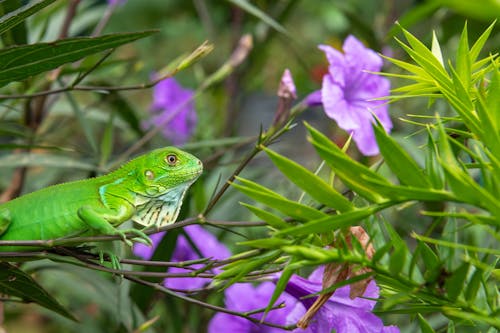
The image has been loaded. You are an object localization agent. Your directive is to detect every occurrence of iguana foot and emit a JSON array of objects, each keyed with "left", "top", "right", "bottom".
[
  {"left": 98, "top": 249, "right": 122, "bottom": 270},
  {"left": 116, "top": 229, "right": 152, "bottom": 247}
]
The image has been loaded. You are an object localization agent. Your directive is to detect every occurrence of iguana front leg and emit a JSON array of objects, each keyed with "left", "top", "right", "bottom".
[{"left": 77, "top": 205, "right": 152, "bottom": 247}]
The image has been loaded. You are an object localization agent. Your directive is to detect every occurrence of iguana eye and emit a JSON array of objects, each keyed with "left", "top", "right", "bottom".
[{"left": 166, "top": 154, "right": 177, "bottom": 165}]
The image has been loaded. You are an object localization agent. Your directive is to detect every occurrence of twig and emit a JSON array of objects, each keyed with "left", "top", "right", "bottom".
[
  {"left": 8, "top": 245, "right": 296, "bottom": 330},
  {"left": 125, "top": 275, "right": 297, "bottom": 330}
]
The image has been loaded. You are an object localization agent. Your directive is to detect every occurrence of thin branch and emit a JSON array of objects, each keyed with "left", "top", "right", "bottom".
[
  {"left": 0, "top": 217, "right": 270, "bottom": 249},
  {"left": 9, "top": 245, "right": 296, "bottom": 330},
  {"left": 201, "top": 100, "right": 307, "bottom": 216},
  {"left": 125, "top": 275, "right": 297, "bottom": 331}
]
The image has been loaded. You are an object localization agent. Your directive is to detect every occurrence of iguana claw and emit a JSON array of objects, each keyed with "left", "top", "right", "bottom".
[
  {"left": 98, "top": 250, "right": 122, "bottom": 270},
  {"left": 117, "top": 229, "right": 152, "bottom": 247}
]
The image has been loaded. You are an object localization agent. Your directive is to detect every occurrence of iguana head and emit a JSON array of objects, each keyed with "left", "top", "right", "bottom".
[
  {"left": 124, "top": 147, "right": 202, "bottom": 228},
  {"left": 133, "top": 147, "right": 203, "bottom": 197}
]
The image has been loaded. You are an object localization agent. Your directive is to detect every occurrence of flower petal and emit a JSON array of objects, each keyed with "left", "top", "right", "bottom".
[
  {"left": 317, "top": 35, "right": 391, "bottom": 156},
  {"left": 132, "top": 231, "right": 165, "bottom": 260},
  {"left": 343, "top": 35, "right": 383, "bottom": 73},
  {"left": 322, "top": 75, "right": 361, "bottom": 130},
  {"left": 208, "top": 312, "right": 253, "bottom": 333},
  {"left": 149, "top": 77, "right": 197, "bottom": 145},
  {"left": 163, "top": 266, "right": 210, "bottom": 291}
]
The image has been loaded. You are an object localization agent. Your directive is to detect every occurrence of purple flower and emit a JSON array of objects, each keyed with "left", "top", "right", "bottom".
[
  {"left": 146, "top": 77, "right": 197, "bottom": 145},
  {"left": 278, "top": 69, "right": 297, "bottom": 99},
  {"left": 285, "top": 267, "right": 399, "bottom": 333},
  {"left": 313, "top": 36, "right": 392, "bottom": 156},
  {"left": 107, "top": 0, "right": 126, "bottom": 5},
  {"left": 208, "top": 282, "right": 305, "bottom": 333},
  {"left": 208, "top": 267, "right": 398, "bottom": 333},
  {"left": 133, "top": 225, "right": 230, "bottom": 291}
]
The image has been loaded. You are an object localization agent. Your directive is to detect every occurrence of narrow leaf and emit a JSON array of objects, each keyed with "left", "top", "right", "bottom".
[
  {"left": 0, "top": 152, "right": 97, "bottom": 170},
  {"left": 0, "top": 0, "right": 56, "bottom": 36},
  {"left": 431, "top": 31, "right": 444, "bottom": 66},
  {"left": 217, "top": 250, "right": 281, "bottom": 284},
  {"left": 0, "top": 262, "right": 76, "bottom": 321},
  {"left": 418, "top": 314, "right": 436, "bottom": 333},
  {"left": 400, "top": 27, "right": 447, "bottom": 77},
  {"left": 470, "top": 21, "right": 496, "bottom": 63},
  {"left": 455, "top": 23, "right": 471, "bottom": 88},
  {"left": 464, "top": 269, "right": 483, "bottom": 302},
  {"left": 226, "top": 0, "right": 289, "bottom": 36},
  {"left": 373, "top": 121, "right": 431, "bottom": 188},
  {"left": 305, "top": 122, "right": 390, "bottom": 203},
  {"left": 263, "top": 147, "right": 353, "bottom": 212},
  {"left": 238, "top": 238, "right": 292, "bottom": 249},
  {"left": 445, "top": 263, "right": 469, "bottom": 301},
  {"left": 240, "top": 203, "right": 290, "bottom": 230},
  {"left": 263, "top": 263, "right": 295, "bottom": 319},
  {"left": 389, "top": 244, "right": 407, "bottom": 276},
  {"left": 276, "top": 204, "right": 389, "bottom": 237},
  {"left": 0, "top": 30, "right": 157, "bottom": 87},
  {"left": 233, "top": 178, "right": 327, "bottom": 221}
]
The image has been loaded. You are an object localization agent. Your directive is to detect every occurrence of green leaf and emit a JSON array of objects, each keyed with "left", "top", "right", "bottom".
[
  {"left": 455, "top": 23, "right": 471, "bottom": 88},
  {"left": 464, "top": 268, "right": 483, "bottom": 302},
  {"left": 469, "top": 21, "right": 496, "bottom": 63},
  {"left": 389, "top": 244, "right": 407, "bottom": 276},
  {"left": 485, "top": 64, "right": 500, "bottom": 135},
  {"left": 399, "top": 27, "right": 449, "bottom": 83},
  {"left": 233, "top": 177, "right": 327, "bottom": 221},
  {"left": 0, "top": 262, "right": 76, "bottom": 321},
  {"left": 275, "top": 204, "right": 388, "bottom": 237},
  {"left": 305, "top": 122, "right": 390, "bottom": 203},
  {"left": 0, "top": 0, "right": 56, "bottom": 37},
  {"left": 435, "top": 120, "right": 500, "bottom": 215},
  {"left": 281, "top": 245, "right": 339, "bottom": 261},
  {"left": 373, "top": 121, "right": 431, "bottom": 188},
  {"left": 226, "top": 0, "right": 289, "bottom": 36},
  {"left": 238, "top": 237, "right": 292, "bottom": 249},
  {"left": 0, "top": 30, "right": 157, "bottom": 87},
  {"left": 263, "top": 263, "right": 295, "bottom": 319},
  {"left": 240, "top": 203, "right": 290, "bottom": 230},
  {"left": 216, "top": 250, "right": 281, "bottom": 284},
  {"left": 445, "top": 263, "right": 469, "bottom": 302},
  {"left": 372, "top": 242, "right": 392, "bottom": 263},
  {"left": 418, "top": 314, "right": 436, "bottom": 333},
  {"left": 425, "top": 128, "right": 445, "bottom": 189},
  {"left": 418, "top": 242, "right": 441, "bottom": 282},
  {"left": 0, "top": 152, "right": 97, "bottom": 170},
  {"left": 371, "top": 183, "right": 455, "bottom": 202},
  {"left": 263, "top": 147, "right": 354, "bottom": 212},
  {"left": 383, "top": 220, "right": 423, "bottom": 281},
  {"left": 431, "top": 31, "right": 444, "bottom": 66},
  {"left": 443, "top": 307, "right": 500, "bottom": 329}
]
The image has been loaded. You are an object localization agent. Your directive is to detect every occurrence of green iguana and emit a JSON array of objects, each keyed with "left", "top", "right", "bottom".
[{"left": 0, "top": 147, "right": 202, "bottom": 252}]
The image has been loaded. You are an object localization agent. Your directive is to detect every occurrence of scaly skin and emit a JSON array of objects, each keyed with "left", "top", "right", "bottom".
[{"left": 0, "top": 147, "right": 202, "bottom": 252}]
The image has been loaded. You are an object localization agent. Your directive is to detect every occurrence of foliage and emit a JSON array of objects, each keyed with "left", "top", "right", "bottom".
[{"left": 0, "top": 1, "right": 499, "bottom": 333}]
